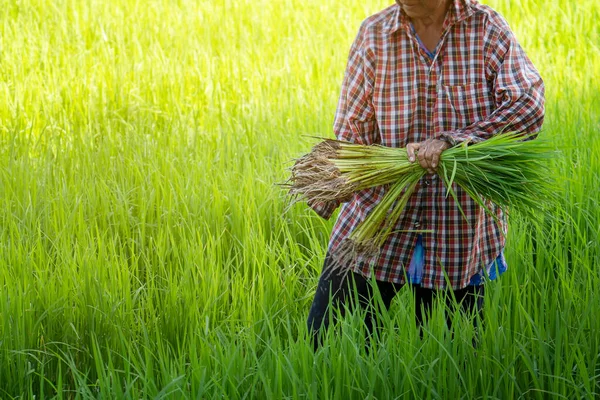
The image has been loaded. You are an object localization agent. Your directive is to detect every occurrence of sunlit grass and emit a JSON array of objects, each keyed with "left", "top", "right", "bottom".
[{"left": 0, "top": 0, "right": 599, "bottom": 398}]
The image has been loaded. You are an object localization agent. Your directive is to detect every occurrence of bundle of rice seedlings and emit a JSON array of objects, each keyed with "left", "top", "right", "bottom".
[
  {"left": 286, "top": 133, "right": 556, "bottom": 271},
  {"left": 438, "top": 133, "right": 556, "bottom": 220},
  {"left": 287, "top": 139, "right": 424, "bottom": 204}
]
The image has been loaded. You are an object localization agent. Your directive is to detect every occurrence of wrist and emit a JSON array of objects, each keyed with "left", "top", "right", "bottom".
[{"left": 438, "top": 134, "right": 456, "bottom": 147}]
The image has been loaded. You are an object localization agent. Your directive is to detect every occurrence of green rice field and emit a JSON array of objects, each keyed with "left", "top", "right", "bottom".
[{"left": 1, "top": 0, "right": 599, "bottom": 398}]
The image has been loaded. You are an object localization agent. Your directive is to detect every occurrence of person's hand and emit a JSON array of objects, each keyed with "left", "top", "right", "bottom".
[{"left": 406, "top": 139, "right": 450, "bottom": 174}]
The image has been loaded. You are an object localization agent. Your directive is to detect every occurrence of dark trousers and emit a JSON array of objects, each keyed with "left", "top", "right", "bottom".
[{"left": 307, "top": 257, "right": 485, "bottom": 350}]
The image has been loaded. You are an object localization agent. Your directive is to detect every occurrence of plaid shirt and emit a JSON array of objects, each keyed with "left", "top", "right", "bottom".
[{"left": 313, "top": 0, "right": 545, "bottom": 289}]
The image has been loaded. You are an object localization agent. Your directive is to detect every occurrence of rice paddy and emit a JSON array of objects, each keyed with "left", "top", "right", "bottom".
[{"left": 0, "top": 0, "right": 599, "bottom": 398}]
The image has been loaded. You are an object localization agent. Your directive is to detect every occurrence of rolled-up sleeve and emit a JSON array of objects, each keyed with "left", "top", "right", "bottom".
[
  {"left": 333, "top": 24, "right": 379, "bottom": 145},
  {"left": 440, "top": 25, "right": 545, "bottom": 145}
]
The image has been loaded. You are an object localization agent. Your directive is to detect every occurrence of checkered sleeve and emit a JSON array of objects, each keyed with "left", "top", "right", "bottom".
[
  {"left": 440, "top": 23, "right": 545, "bottom": 145},
  {"left": 333, "top": 23, "right": 380, "bottom": 145}
]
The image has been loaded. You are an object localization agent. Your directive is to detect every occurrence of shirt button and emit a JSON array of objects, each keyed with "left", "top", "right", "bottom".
[
  {"left": 424, "top": 179, "right": 431, "bottom": 186},
  {"left": 414, "top": 221, "right": 421, "bottom": 228}
]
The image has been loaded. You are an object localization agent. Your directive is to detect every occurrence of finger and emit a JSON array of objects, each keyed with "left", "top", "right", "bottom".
[
  {"left": 431, "top": 155, "right": 439, "bottom": 169},
  {"left": 417, "top": 143, "right": 427, "bottom": 170},
  {"left": 406, "top": 143, "right": 419, "bottom": 163},
  {"left": 422, "top": 142, "right": 436, "bottom": 171},
  {"left": 431, "top": 140, "right": 449, "bottom": 169},
  {"left": 430, "top": 145, "right": 441, "bottom": 169}
]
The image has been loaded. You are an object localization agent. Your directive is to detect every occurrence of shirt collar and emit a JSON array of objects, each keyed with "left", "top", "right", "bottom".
[{"left": 382, "top": 0, "right": 474, "bottom": 34}]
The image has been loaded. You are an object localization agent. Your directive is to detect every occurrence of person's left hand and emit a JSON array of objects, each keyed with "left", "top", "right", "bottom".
[{"left": 406, "top": 139, "right": 450, "bottom": 174}]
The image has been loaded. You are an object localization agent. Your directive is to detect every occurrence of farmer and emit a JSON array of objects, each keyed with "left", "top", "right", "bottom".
[{"left": 307, "top": 0, "right": 545, "bottom": 348}]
